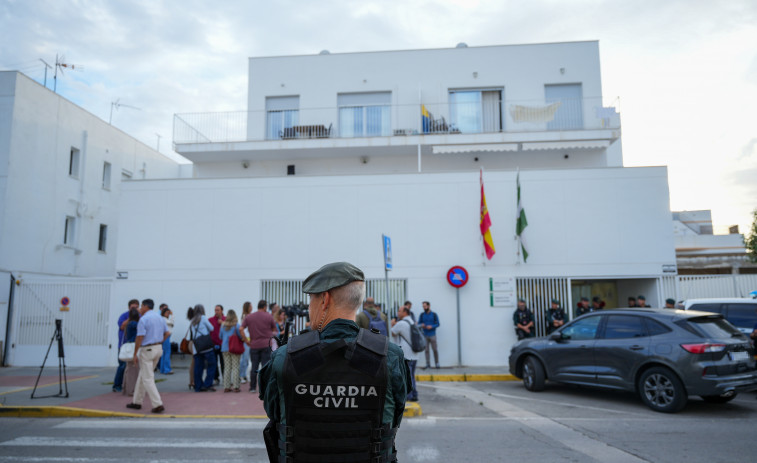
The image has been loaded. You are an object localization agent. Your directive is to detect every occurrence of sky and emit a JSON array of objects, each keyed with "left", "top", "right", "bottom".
[{"left": 1, "top": 0, "right": 756, "bottom": 234}]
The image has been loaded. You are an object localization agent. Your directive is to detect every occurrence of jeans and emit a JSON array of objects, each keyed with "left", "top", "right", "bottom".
[
  {"left": 193, "top": 350, "right": 217, "bottom": 392},
  {"left": 239, "top": 345, "right": 250, "bottom": 380},
  {"left": 406, "top": 359, "right": 418, "bottom": 400},
  {"left": 113, "top": 360, "right": 126, "bottom": 390},
  {"left": 159, "top": 336, "right": 172, "bottom": 373},
  {"left": 213, "top": 345, "right": 224, "bottom": 380},
  {"left": 249, "top": 347, "right": 271, "bottom": 391}
]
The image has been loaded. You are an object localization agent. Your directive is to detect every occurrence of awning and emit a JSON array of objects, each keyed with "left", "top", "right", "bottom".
[
  {"left": 521, "top": 140, "right": 610, "bottom": 151},
  {"left": 432, "top": 143, "right": 519, "bottom": 154}
]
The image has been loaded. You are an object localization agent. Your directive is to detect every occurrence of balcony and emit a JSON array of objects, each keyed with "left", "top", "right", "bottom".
[{"left": 173, "top": 98, "right": 620, "bottom": 162}]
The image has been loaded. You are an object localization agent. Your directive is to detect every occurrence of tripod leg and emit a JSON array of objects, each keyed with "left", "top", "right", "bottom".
[{"left": 30, "top": 331, "right": 57, "bottom": 399}]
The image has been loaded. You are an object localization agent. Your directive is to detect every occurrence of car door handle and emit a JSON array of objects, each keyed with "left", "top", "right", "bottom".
[{"left": 629, "top": 345, "right": 644, "bottom": 351}]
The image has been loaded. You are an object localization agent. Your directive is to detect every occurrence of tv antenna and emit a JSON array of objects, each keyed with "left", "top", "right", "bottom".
[
  {"left": 39, "top": 59, "right": 52, "bottom": 88},
  {"left": 109, "top": 98, "right": 142, "bottom": 124},
  {"left": 53, "top": 54, "right": 83, "bottom": 93}
]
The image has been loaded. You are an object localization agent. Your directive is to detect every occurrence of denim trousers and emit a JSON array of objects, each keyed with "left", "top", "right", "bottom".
[{"left": 193, "top": 350, "right": 216, "bottom": 391}]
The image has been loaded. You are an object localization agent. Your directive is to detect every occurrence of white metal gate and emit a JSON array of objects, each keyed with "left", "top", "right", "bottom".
[
  {"left": 678, "top": 274, "right": 757, "bottom": 300},
  {"left": 516, "top": 277, "right": 571, "bottom": 337},
  {"left": 9, "top": 277, "right": 111, "bottom": 366}
]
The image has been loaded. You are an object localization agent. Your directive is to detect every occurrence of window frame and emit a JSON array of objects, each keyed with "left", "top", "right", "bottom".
[
  {"left": 69, "top": 147, "right": 81, "bottom": 178},
  {"left": 102, "top": 161, "right": 112, "bottom": 190},
  {"left": 64, "top": 216, "right": 76, "bottom": 245},
  {"left": 98, "top": 224, "right": 108, "bottom": 252}
]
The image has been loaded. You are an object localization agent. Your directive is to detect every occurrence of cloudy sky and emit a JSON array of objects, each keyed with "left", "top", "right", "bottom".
[{"left": 2, "top": 0, "right": 756, "bottom": 233}]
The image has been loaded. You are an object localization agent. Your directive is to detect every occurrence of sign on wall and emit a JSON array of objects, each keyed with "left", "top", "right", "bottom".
[{"left": 489, "top": 276, "right": 515, "bottom": 308}]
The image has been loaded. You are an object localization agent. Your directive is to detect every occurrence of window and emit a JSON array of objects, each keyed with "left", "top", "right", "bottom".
[
  {"left": 102, "top": 162, "right": 111, "bottom": 190},
  {"left": 545, "top": 84, "right": 583, "bottom": 130},
  {"left": 266, "top": 96, "right": 299, "bottom": 139},
  {"left": 64, "top": 216, "right": 75, "bottom": 245},
  {"left": 98, "top": 224, "right": 108, "bottom": 252},
  {"left": 643, "top": 318, "right": 672, "bottom": 336},
  {"left": 688, "top": 303, "right": 724, "bottom": 315},
  {"left": 448, "top": 89, "right": 502, "bottom": 134},
  {"left": 602, "top": 315, "right": 647, "bottom": 339},
  {"left": 338, "top": 92, "right": 391, "bottom": 138},
  {"left": 69, "top": 147, "right": 80, "bottom": 178},
  {"left": 562, "top": 315, "right": 601, "bottom": 341},
  {"left": 725, "top": 304, "right": 757, "bottom": 331}
]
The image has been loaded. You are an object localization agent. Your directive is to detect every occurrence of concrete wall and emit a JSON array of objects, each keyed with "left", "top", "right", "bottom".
[{"left": 113, "top": 166, "right": 676, "bottom": 366}]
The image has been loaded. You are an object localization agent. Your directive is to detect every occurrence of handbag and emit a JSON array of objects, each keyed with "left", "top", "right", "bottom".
[
  {"left": 118, "top": 342, "right": 135, "bottom": 361},
  {"left": 180, "top": 326, "right": 193, "bottom": 354},
  {"left": 191, "top": 325, "right": 214, "bottom": 353},
  {"left": 229, "top": 328, "right": 245, "bottom": 355}
]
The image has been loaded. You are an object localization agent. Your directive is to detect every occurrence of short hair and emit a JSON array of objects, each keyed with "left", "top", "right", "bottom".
[
  {"left": 422, "top": 301, "right": 430, "bottom": 306},
  {"left": 128, "top": 299, "right": 139, "bottom": 308},
  {"left": 215, "top": 304, "right": 224, "bottom": 311},
  {"left": 331, "top": 281, "right": 366, "bottom": 313},
  {"left": 401, "top": 306, "right": 411, "bottom": 315},
  {"left": 142, "top": 299, "right": 154, "bottom": 310},
  {"left": 404, "top": 300, "right": 412, "bottom": 306},
  {"left": 258, "top": 300, "right": 268, "bottom": 310}
]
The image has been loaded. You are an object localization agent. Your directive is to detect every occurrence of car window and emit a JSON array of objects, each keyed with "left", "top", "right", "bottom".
[
  {"left": 679, "top": 315, "right": 743, "bottom": 339},
  {"left": 562, "top": 316, "right": 601, "bottom": 340},
  {"left": 602, "top": 315, "right": 646, "bottom": 339},
  {"left": 642, "top": 317, "right": 671, "bottom": 336},
  {"left": 688, "top": 303, "right": 723, "bottom": 314},
  {"left": 725, "top": 303, "right": 757, "bottom": 330}
]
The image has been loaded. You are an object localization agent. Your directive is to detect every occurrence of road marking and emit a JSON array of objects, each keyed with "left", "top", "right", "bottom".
[
  {"left": 406, "top": 444, "right": 441, "bottom": 461},
  {"left": 424, "top": 382, "right": 651, "bottom": 463},
  {"left": 54, "top": 419, "right": 267, "bottom": 429},
  {"left": 0, "top": 458, "right": 262, "bottom": 463},
  {"left": 0, "top": 437, "right": 265, "bottom": 449},
  {"left": 0, "top": 376, "right": 99, "bottom": 396}
]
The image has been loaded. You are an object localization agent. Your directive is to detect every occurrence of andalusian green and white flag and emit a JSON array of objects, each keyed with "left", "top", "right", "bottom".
[{"left": 516, "top": 171, "right": 529, "bottom": 262}]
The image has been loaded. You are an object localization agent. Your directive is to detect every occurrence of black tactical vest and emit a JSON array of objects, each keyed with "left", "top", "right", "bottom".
[{"left": 278, "top": 328, "right": 397, "bottom": 463}]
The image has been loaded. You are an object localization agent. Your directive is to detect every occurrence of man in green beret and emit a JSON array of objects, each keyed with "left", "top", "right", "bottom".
[
  {"left": 513, "top": 298, "right": 535, "bottom": 340},
  {"left": 259, "top": 262, "right": 411, "bottom": 463},
  {"left": 664, "top": 298, "right": 676, "bottom": 309},
  {"left": 545, "top": 299, "right": 566, "bottom": 334}
]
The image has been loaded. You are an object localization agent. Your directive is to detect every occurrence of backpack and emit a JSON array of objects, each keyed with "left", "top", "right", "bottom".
[
  {"left": 401, "top": 319, "right": 427, "bottom": 353},
  {"left": 363, "top": 309, "right": 388, "bottom": 336}
]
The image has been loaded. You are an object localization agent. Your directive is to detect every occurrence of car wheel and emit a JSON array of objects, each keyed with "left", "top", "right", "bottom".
[
  {"left": 638, "top": 367, "right": 687, "bottom": 413},
  {"left": 522, "top": 356, "right": 545, "bottom": 392},
  {"left": 701, "top": 393, "right": 737, "bottom": 404}
]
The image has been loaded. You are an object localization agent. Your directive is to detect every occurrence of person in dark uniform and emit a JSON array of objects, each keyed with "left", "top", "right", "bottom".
[
  {"left": 576, "top": 297, "right": 591, "bottom": 317},
  {"left": 545, "top": 299, "right": 566, "bottom": 334},
  {"left": 664, "top": 298, "right": 676, "bottom": 309},
  {"left": 513, "top": 298, "right": 535, "bottom": 340},
  {"left": 637, "top": 295, "right": 651, "bottom": 308},
  {"left": 591, "top": 296, "right": 603, "bottom": 312},
  {"left": 258, "top": 262, "right": 411, "bottom": 463},
  {"left": 627, "top": 296, "right": 637, "bottom": 308}
]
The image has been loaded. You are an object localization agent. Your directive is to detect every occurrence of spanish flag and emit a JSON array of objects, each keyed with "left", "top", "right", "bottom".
[
  {"left": 480, "top": 168, "right": 495, "bottom": 260},
  {"left": 421, "top": 105, "right": 431, "bottom": 133}
]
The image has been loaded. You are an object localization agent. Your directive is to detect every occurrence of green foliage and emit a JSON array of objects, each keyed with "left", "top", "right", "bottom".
[{"left": 747, "top": 209, "right": 757, "bottom": 263}]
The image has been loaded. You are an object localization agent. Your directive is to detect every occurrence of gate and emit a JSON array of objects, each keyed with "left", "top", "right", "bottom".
[
  {"left": 8, "top": 277, "right": 111, "bottom": 366},
  {"left": 678, "top": 274, "right": 757, "bottom": 300},
  {"left": 516, "top": 277, "right": 571, "bottom": 337}
]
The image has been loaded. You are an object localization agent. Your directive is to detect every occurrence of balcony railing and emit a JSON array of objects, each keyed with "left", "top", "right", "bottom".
[{"left": 173, "top": 98, "right": 620, "bottom": 145}]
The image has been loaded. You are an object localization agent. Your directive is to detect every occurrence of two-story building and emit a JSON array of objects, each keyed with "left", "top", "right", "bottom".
[{"left": 113, "top": 41, "right": 678, "bottom": 367}]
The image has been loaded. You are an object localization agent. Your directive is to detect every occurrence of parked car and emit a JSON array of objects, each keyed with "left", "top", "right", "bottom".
[
  {"left": 681, "top": 298, "right": 757, "bottom": 336},
  {"left": 508, "top": 309, "right": 757, "bottom": 413}
]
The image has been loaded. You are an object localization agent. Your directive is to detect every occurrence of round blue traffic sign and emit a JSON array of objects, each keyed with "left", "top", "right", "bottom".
[
  {"left": 447, "top": 266, "right": 469, "bottom": 288},
  {"left": 60, "top": 296, "right": 70, "bottom": 306}
]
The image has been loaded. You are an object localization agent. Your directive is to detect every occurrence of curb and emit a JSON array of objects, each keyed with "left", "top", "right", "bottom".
[
  {"left": 416, "top": 373, "right": 517, "bottom": 382},
  {"left": 404, "top": 401, "right": 422, "bottom": 417}
]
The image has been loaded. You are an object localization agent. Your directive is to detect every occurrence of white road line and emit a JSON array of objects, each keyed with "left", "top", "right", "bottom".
[
  {"left": 0, "top": 459, "right": 263, "bottom": 463},
  {"left": 54, "top": 419, "right": 267, "bottom": 430},
  {"left": 0, "top": 437, "right": 264, "bottom": 449},
  {"left": 405, "top": 444, "right": 441, "bottom": 461},
  {"left": 425, "top": 383, "right": 651, "bottom": 463}
]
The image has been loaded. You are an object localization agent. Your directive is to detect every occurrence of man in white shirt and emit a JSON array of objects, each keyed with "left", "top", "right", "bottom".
[{"left": 390, "top": 306, "right": 419, "bottom": 401}]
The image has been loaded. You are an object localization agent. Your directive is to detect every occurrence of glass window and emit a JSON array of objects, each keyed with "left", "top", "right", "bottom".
[
  {"left": 64, "top": 216, "right": 75, "bottom": 245},
  {"left": 643, "top": 318, "right": 672, "bottom": 336},
  {"left": 545, "top": 84, "right": 583, "bottom": 130},
  {"left": 69, "top": 147, "right": 80, "bottom": 178},
  {"left": 266, "top": 96, "right": 300, "bottom": 139},
  {"left": 688, "top": 303, "right": 724, "bottom": 315},
  {"left": 680, "top": 315, "right": 742, "bottom": 339},
  {"left": 338, "top": 92, "right": 391, "bottom": 138},
  {"left": 725, "top": 304, "right": 757, "bottom": 330},
  {"left": 102, "top": 162, "right": 111, "bottom": 189},
  {"left": 448, "top": 89, "right": 502, "bottom": 134},
  {"left": 561, "top": 315, "right": 601, "bottom": 341},
  {"left": 98, "top": 224, "right": 108, "bottom": 252},
  {"left": 602, "top": 315, "right": 647, "bottom": 339}
]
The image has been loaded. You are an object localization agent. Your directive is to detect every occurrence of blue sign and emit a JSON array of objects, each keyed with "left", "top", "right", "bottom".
[
  {"left": 447, "top": 266, "right": 469, "bottom": 288},
  {"left": 383, "top": 235, "right": 392, "bottom": 271}
]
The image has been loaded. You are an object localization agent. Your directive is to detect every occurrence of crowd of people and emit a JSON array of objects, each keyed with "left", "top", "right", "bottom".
[{"left": 112, "top": 294, "right": 434, "bottom": 408}]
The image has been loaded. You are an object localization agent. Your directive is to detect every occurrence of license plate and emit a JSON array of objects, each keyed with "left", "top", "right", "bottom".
[{"left": 729, "top": 351, "right": 749, "bottom": 361}]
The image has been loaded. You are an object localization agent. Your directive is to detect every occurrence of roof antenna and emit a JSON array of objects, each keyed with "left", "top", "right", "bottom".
[
  {"left": 109, "top": 98, "right": 142, "bottom": 124},
  {"left": 39, "top": 59, "right": 52, "bottom": 88},
  {"left": 53, "top": 54, "right": 83, "bottom": 93}
]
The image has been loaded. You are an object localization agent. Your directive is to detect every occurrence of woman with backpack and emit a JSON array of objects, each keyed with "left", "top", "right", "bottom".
[{"left": 390, "top": 305, "right": 419, "bottom": 401}]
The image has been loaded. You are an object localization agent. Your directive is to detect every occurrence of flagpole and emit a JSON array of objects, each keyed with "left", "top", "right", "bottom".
[{"left": 480, "top": 167, "right": 486, "bottom": 267}]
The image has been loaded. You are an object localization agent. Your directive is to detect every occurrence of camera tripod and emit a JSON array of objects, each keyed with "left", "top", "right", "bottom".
[{"left": 30, "top": 319, "right": 69, "bottom": 399}]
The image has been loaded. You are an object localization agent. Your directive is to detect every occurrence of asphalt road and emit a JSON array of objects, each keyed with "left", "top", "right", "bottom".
[{"left": 1, "top": 380, "right": 756, "bottom": 462}]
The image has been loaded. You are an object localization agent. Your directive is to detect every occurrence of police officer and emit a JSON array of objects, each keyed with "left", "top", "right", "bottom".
[
  {"left": 637, "top": 295, "right": 651, "bottom": 308},
  {"left": 258, "top": 262, "right": 411, "bottom": 463},
  {"left": 576, "top": 296, "right": 591, "bottom": 317},
  {"left": 513, "top": 298, "right": 535, "bottom": 340},
  {"left": 545, "top": 299, "right": 566, "bottom": 334},
  {"left": 664, "top": 298, "right": 676, "bottom": 309}
]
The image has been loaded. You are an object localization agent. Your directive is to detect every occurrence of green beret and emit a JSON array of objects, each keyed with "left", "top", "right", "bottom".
[
  {"left": 302, "top": 262, "right": 365, "bottom": 294},
  {"left": 551, "top": 299, "right": 560, "bottom": 305},
  {"left": 665, "top": 298, "right": 675, "bottom": 305},
  {"left": 517, "top": 298, "right": 526, "bottom": 303},
  {"left": 637, "top": 295, "right": 646, "bottom": 300}
]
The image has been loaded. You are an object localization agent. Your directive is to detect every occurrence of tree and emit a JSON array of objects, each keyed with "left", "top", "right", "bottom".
[{"left": 747, "top": 208, "right": 757, "bottom": 263}]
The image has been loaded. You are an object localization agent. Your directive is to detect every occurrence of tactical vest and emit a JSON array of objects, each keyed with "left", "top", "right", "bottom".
[{"left": 278, "top": 328, "right": 397, "bottom": 463}]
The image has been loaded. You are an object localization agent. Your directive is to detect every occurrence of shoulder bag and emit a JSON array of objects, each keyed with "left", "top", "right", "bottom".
[
  {"left": 180, "top": 326, "right": 193, "bottom": 354},
  {"left": 229, "top": 326, "right": 245, "bottom": 355},
  {"left": 191, "top": 323, "right": 214, "bottom": 354},
  {"left": 118, "top": 341, "right": 135, "bottom": 361}
]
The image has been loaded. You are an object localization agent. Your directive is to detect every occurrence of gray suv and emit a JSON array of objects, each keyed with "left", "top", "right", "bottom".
[{"left": 508, "top": 309, "right": 757, "bottom": 413}]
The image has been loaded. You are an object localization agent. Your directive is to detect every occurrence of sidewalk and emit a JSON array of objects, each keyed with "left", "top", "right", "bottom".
[{"left": 0, "top": 354, "right": 514, "bottom": 419}]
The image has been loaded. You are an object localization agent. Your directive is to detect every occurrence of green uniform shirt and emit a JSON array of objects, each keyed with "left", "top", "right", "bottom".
[{"left": 259, "top": 318, "right": 411, "bottom": 428}]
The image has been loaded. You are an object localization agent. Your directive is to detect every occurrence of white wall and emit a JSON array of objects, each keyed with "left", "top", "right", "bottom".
[{"left": 113, "top": 166, "right": 676, "bottom": 366}]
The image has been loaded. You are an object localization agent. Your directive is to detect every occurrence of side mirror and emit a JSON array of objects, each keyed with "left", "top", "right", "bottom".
[{"left": 549, "top": 332, "right": 563, "bottom": 341}]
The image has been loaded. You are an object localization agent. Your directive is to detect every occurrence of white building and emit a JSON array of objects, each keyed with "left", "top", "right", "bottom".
[
  {"left": 0, "top": 72, "right": 183, "bottom": 366},
  {"left": 111, "top": 42, "right": 678, "bottom": 368},
  {"left": 673, "top": 210, "right": 754, "bottom": 275}
]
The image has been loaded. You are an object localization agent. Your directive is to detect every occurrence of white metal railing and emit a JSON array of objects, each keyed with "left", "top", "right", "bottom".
[
  {"left": 678, "top": 274, "right": 757, "bottom": 300},
  {"left": 516, "top": 277, "right": 571, "bottom": 337},
  {"left": 173, "top": 97, "right": 620, "bottom": 145}
]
